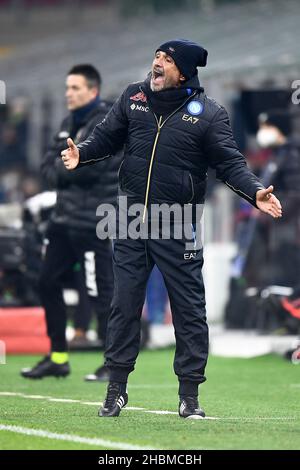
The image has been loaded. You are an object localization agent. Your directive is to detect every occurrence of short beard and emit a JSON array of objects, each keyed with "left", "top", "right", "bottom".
[
  {"left": 150, "top": 75, "right": 181, "bottom": 92},
  {"left": 151, "top": 79, "right": 176, "bottom": 92},
  {"left": 150, "top": 78, "right": 164, "bottom": 92}
]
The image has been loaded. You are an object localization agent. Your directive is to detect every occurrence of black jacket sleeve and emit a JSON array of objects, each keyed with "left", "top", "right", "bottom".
[
  {"left": 41, "top": 136, "right": 74, "bottom": 189},
  {"left": 204, "top": 106, "right": 265, "bottom": 207},
  {"left": 42, "top": 133, "right": 109, "bottom": 190},
  {"left": 77, "top": 90, "right": 128, "bottom": 166}
]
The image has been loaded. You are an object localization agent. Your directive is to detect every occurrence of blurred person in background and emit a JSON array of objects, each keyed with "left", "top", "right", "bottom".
[
  {"left": 256, "top": 110, "right": 300, "bottom": 194},
  {"left": 61, "top": 40, "right": 282, "bottom": 419},
  {"left": 256, "top": 110, "right": 300, "bottom": 234},
  {"left": 257, "top": 110, "right": 300, "bottom": 346},
  {"left": 21, "top": 64, "right": 121, "bottom": 382},
  {"left": 0, "top": 97, "right": 30, "bottom": 171},
  {"left": 257, "top": 111, "right": 289, "bottom": 150},
  {"left": 226, "top": 110, "right": 297, "bottom": 329}
]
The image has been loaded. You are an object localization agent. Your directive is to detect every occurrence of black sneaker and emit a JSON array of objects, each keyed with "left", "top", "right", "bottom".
[
  {"left": 179, "top": 396, "right": 205, "bottom": 419},
  {"left": 21, "top": 355, "right": 50, "bottom": 374},
  {"left": 98, "top": 382, "right": 128, "bottom": 417},
  {"left": 84, "top": 365, "right": 110, "bottom": 382},
  {"left": 21, "top": 356, "right": 70, "bottom": 379}
]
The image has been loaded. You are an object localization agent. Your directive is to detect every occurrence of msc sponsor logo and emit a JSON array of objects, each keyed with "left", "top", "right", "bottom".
[
  {"left": 182, "top": 114, "right": 199, "bottom": 124},
  {"left": 130, "top": 103, "right": 149, "bottom": 112},
  {"left": 130, "top": 91, "right": 147, "bottom": 103}
]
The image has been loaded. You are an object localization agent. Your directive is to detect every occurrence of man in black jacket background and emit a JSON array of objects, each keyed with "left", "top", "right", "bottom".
[
  {"left": 62, "top": 41, "right": 282, "bottom": 418},
  {"left": 21, "top": 64, "right": 120, "bottom": 381}
]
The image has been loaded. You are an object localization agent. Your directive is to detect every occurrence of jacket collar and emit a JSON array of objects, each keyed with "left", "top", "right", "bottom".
[
  {"left": 71, "top": 95, "right": 101, "bottom": 127},
  {"left": 140, "top": 74, "right": 203, "bottom": 118}
]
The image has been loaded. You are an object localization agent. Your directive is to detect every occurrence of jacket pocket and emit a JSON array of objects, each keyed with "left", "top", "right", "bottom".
[
  {"left": 118, "top": 159, "right": 125, "bottom": 189},
  {"left": 182, "top": 171, "right": 195, "bottom": 203}
]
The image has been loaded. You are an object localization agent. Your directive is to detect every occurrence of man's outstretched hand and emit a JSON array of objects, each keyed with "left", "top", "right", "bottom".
[
  {"left": 61, "top": 138, "right": 80, "bottom": 170},
  {"left": 256, "top": 185, "right": 282, "bottom": 218}
]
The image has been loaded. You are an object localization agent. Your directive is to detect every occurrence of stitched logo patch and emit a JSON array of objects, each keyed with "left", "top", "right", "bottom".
[
  {"left": 130, "top": 92, "right": 147, "bottom": 103},
  {"left": 187, "top": 101, "right": 203, "bottom": 116}
]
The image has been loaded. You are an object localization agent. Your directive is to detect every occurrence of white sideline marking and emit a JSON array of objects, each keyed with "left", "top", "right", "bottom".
[
  {"left": 0, "top": 392, "right": 146, "bottom": 411},
  {"left": 48, "top": 398, "right": 79, "bottom": 403},
  {"left": 82, "top": 402, "right": 146, "bottom": 411},
  {"left": 220, "top": 417, "right": 295, "bottom": 421},
  {"left": 0, "top": 424, "right": 152, "bottom": 450},
  {"left": 0, "top": 392, "right": 211, "bottom": 417},
  {"left": 0, "top": 392, "right": 295, "bottom": 421}
]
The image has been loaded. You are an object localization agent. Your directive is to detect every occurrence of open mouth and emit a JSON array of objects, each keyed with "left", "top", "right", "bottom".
[{"left": 152, "top": 69, "right": 165, "bottom": 84}]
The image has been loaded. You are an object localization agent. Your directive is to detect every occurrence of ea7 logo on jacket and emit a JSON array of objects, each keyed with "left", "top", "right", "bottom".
[
  {"left": 130, "top": 91, "right": 147, "bottom": 103},
  {"left": 130, "top": 103, "right": 149, "bottom": 112},
  {"left": 182, "top": 114, "right": 199, "bottom": 124},
  {"left": 182, "top": 100, "right": 203, "bottom": 124},
  {"left": 184, "top": 252, "right": 197, "bottom": 260}
]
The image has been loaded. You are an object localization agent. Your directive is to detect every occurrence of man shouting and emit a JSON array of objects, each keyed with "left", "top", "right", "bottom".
[{"left": 62, "top": 39, "right": 282, "bottom": 419}]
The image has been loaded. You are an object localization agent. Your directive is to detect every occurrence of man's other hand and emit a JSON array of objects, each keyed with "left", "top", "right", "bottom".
[
  {"left": 61, "top": 138, "right": 80, "bottom": 170},
  {"left": 256, "top": 185, "right": 282, "bottom": 218}
]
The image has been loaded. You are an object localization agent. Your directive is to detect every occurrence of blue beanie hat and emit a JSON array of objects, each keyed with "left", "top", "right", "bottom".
[{"left": 156, "top": 39, "right": 208, "bottom": 80}]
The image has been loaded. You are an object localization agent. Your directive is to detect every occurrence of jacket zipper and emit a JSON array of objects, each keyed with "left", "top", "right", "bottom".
[
  {"left": 142, "top": 115, "right": 162, "bottom": 222},
  {"left": 141, "top": 89, "right": 197, "bottom": 223}
]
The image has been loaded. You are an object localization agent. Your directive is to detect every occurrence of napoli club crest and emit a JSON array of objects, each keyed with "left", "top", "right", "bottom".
[{"left": 187, "top": 101, "right": 204, "bottom": 116}]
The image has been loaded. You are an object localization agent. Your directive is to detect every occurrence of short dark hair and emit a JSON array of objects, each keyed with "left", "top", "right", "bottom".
[
  {"left": 259, "top": 109, "right": 291, "bottom": 136},
  {"left": 68, "top": 64, "right": 102, "bottom": 90}
]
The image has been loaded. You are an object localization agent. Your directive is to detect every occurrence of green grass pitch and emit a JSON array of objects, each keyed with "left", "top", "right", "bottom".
[{"left": 0, "top": 350, "right": 299, "bottom": 450}]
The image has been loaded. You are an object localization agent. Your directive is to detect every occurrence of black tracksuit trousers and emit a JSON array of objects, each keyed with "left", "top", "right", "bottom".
[
  {"left": 105, "top": 231, "right": 209, "bottom": 388},
  {"left": 39, "top": 223, "right": 114, "bottom": 352}
]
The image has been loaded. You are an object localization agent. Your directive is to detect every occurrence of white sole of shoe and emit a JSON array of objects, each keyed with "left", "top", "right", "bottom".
[{"left": 186, "top": 415, "right": 205, "bottom": 420}]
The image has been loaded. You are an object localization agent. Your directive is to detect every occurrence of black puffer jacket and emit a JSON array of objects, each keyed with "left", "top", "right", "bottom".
[
  {"left": 41, "top": 101, "right": 122, "bottom": 230},
  {"left": 77, "top": 76, "right": 264, "bottom": 215}
]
